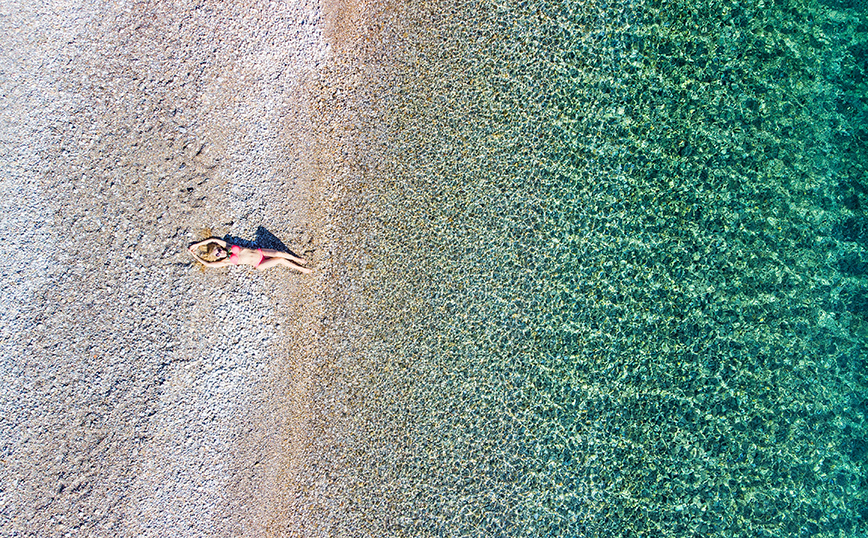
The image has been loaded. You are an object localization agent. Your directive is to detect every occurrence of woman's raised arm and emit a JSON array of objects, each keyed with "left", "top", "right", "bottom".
[
  {"left": 187, "top": 248, "right": 229, "bottom": 267},
  {"left": 190, "top": 237, "right": 228, "bottom": 249}
]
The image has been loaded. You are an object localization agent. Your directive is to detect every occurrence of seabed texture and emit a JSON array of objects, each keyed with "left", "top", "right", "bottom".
[{"left": 1, "top": 0, "right": 866, "bottom": 536}]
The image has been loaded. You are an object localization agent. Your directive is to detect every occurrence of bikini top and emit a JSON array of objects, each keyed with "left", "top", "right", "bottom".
[{"left": 229, "top": 244, "right": 241, "bottom": 264}]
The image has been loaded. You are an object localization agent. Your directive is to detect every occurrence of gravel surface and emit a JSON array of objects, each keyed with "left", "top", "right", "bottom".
[{"left": 0, "top": 1, "right": 364, "bottom": 535}]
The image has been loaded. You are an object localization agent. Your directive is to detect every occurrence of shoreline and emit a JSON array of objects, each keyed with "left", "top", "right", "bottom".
[{"left": 265, "top": 1, "right": 417, "bottom": 534}]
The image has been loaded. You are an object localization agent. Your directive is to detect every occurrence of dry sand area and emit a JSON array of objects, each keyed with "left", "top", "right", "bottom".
[{"left": 0, "top": 0, "right": 405, "bottom": 535}]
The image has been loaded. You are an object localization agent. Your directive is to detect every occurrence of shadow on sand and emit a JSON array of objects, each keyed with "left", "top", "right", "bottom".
[{"left": 223, "top": 226, "right": 304, "bottom": 258}]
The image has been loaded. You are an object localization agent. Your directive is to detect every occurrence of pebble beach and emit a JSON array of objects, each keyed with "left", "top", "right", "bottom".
[
  {"left": 2, "top": 0, "right": 866, "bottom": 536},
  {"left": 1, "top": 0, "right": 342, "bottom": 535}
]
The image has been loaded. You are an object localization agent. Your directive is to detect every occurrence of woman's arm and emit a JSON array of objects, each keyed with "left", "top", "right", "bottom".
[
  {"left": 187, "top": 248, "right": 231, "bottom": 268},
  {"left": 190, "top": 237, "right": 228, "bottom": 249}
]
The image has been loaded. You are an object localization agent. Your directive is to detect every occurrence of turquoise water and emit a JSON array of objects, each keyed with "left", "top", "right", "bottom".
[{"left": 314, "top": 0, "right": 867, "bottom": 535}]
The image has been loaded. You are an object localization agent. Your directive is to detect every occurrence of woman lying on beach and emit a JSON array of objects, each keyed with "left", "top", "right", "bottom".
[{"left": 188, "top": 237, "right": 311, "bottom": 273}]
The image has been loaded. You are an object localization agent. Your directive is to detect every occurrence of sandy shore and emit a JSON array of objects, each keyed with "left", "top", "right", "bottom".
[{"left": 0, "top": 0, "right": 403, "bottom": 535}]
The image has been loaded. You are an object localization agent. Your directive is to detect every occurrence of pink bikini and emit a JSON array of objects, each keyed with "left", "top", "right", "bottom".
[{"left": 229, "top": 245, "right": 265, "bottom": 268}]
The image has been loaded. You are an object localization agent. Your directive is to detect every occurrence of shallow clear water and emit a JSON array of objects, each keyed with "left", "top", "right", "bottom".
[{"left": 317, "top": 0, "right": 867, "bottom": 535}]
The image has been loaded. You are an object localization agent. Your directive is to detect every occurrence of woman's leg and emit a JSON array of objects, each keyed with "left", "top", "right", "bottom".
[
  {"left": 256, "top": 257, "right": 312, "bottom": 273},
  {"left": 259, "top": 248, "right": 308, "bottom": 264}
]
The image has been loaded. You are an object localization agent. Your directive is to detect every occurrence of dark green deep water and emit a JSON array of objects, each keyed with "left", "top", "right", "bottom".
[{"left": 316, "top": 0, "right": 867, "bottom": 535}]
